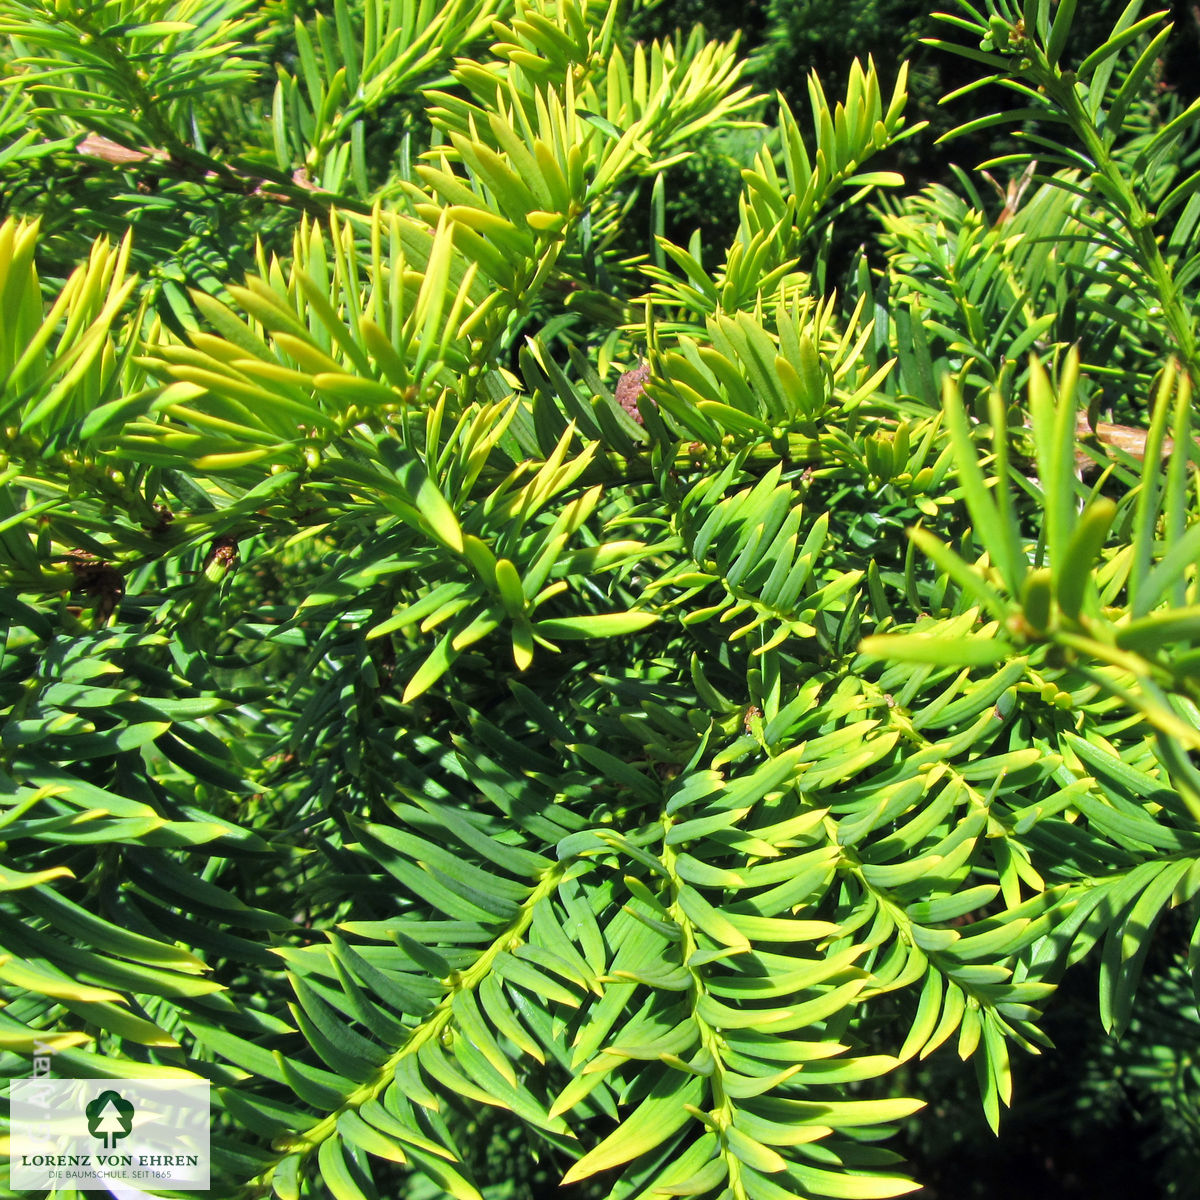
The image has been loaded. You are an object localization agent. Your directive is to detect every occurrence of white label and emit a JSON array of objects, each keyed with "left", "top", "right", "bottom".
[{"left": 10, "top": 1078, "right": 210, "bottom": 1191}]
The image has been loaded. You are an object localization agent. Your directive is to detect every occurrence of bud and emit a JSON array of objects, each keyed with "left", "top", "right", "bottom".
[
  {"left": 202, "top": 536, "right": 240, "bottom": 584},
  {"left": 987, "top": 15, "right": 1011, "bottom": 50},
  {"left": 1019, "top": 567, "right": 1053, "bottom": 634}
]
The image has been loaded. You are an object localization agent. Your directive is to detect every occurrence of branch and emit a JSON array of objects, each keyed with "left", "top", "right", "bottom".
[{"left": 73, "top": 133, "right": 358, "bottom": 214}]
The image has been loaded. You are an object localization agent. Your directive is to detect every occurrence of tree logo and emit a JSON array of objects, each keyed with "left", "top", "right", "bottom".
[{"left": 85, "top": 1090, "right": 134, "bottom": 1149}]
